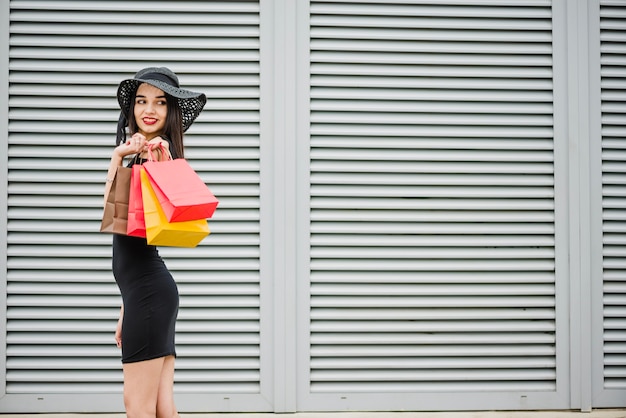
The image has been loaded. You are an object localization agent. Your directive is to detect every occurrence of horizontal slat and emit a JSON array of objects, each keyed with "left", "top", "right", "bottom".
[
  {"left": 311, "top": 111, "right": 553, "bottom": 125},
  {"left": 8, "top": 120, "right": 261, "bottom": 134},
  {"left": 10, "top": 48, "right": 259, "bottom": 61},
  {"left": 312, "top": 100, "right": 553, "bottom": 114},
  {"left": 312, "top": 27, "right": 552, "bottom": 42},
  {"left": 311, "top": 271, "right": 556, "bottom": 284},
  {"left": 311, "top": 283, "right": 555, "bottom": 296},
  {"left": 11, "top": 36, "right": 259, "bottom": 49},
  {"left": 311, "top": 161, "right": 553, "bottom": 174},
  {"left": 7, "top": 357, "right": 259, "bottom": 370},
  {"left": 314, "top": 88, "right": 553, "bottom": 104},
  {"left": 10, "top": 0, "right": 259, "bottom": 12},
  {"left": 9, "top": 60, "right": 260, "bottom": 73},
  {"left": 10, "top": 23, "right": 259, "bottom": 38},
  {"left": 9, "top": 11, "right": 259, "bottom": 25},
  {"left": 310, "top": 186, "right": 554, "bottom": 198},
  {"left": 310, "top": 259, "right": 554, "bottom": 271},
  {"left": 7, "top": 369, "right": 259, "bottom": 383},
  {"left": 311, "top": 3, "right": 551, "bottom": 18},
  {"left": 7, "top": 259, "right": 261, "bottom": 272},
  {"left": 311, "top": 173, "right": 554, "bottom": 186},
  {"left": 7, "top": 319, "right": 260, "bottom": 333},
  {"left": 7, "top": 296, "right": 259, "bottom": 309},
  {"left": 10, "top": 97, "right": 260, "bottom": 111},
  {"left": 311, "top": 222, "right": 554, "bottom": 234},
  {"left": 311, "top": 332, "right": 555, "bottom": 345},
  {"left": 310, "top": 15, "right": 551, "bottom": 30},
  {"left": 7, "top": 334, "right": 260, "bottom": 350},
  {"left": 311, "top": 369, "right": 556, "bottom": 381},
  {"left": 311, "top": 149, "right": 551, "bottom": 162},
  {"left": 311, "top": 320, "right": 555, "bottom": 333},
  {"left": 311, "top": 64, "right": 552, "bottom": 78},
  {"left": 311, "top": 357, "right": 556, "bottom": 369},
  {"left": 6, "top": 245, "right": 258, "bottom": 259},
  {"left": 312, "top": 39, "right": 552, "bottom": 54},
  {"left": 311, "top": 247, "right": 555, "bottom": 259},
  {"left": 311, "top": 345, "right": 555, "bottom": 356},
  {"left": 310, "top": 381, "right": 555, "bottom": 392},
  {"left": 311, "top": 124, "right": 553, "bottom": 137},
  {"left": 6, "top": 382, "right": 258, "bottom": 394},
  {"left": 9, "top": 75, "right": 260, "bottom": 89},
  {"left": 6, "top": 233, "right": 259, "bottom": 247},
  {"left": 311, "top": 210, "right": 554, "bottom": 222},
  {"left": 311, "top": 295, "right": 554, "bottom": 308},
  {"left": 312, "top": 51, "right": 552, "bottom": 67},
  {"left": 8, "top": 307, "right": 260, "bottom": 321}
]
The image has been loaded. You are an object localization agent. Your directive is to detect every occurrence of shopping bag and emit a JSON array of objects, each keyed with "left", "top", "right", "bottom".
[
  {"left": 100, "top": 165, "right": 131, "bottom": 235},
  {"left": 143, "top": 156, "right": 218, "bottom": 222},
  {"left": 126, "top": 164, "right": 146, "bottom": 237},
  {"left": 140, "top": 168, "right": 210, "bottom": 247}
]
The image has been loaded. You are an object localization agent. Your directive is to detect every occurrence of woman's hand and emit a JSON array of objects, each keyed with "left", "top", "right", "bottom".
[
  {"left": 114, "top": 132, "right": 147, "bottom": 159},
  {"left": 147, "top": 136, "right": 170, "bottom": 151},
  {"left": 115, "top": 308, "right": 123, "bottom": 348},
  {"left": 146, "top": 136, "right": 171, "bottom": 161}
]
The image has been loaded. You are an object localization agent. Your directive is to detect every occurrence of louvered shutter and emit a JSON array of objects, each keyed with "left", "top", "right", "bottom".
[
  {"left": 4, "top": 0, "right": 270, "bottom": 412},
  {"left": 303, "top": 0, "right": 566, "bottom": 410},
  {"left": 598, "top": 0, "right": 626, "bottom": 407}
]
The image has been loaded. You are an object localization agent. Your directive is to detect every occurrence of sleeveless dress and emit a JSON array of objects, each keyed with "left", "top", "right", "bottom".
[{"left": 112, "top": 157, "right": 179, "bottom": 364}]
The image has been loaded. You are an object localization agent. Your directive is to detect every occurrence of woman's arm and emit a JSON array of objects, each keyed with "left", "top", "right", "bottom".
[{"left": 104, "top": 133, "right": 150, "bottom": 203}]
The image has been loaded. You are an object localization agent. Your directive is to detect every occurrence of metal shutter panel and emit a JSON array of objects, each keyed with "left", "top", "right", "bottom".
[
  {"left": 4, "top": 0, "right": 269, "bottom": 412},
  {"left": 599, "top": 0, "right": 626, "bottom": 406},
  {"left": 303, "top": 0, "right": 566, "bottom": 411}
]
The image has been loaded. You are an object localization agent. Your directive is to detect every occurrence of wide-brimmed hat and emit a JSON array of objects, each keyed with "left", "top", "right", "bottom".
[{"left": 117, "top": 67, "right": 206, "bottom": 132}]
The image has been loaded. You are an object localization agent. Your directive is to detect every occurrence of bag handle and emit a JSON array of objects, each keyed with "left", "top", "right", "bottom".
[{"left": 147, "top": 142, "right": 173, "bottom": 162}]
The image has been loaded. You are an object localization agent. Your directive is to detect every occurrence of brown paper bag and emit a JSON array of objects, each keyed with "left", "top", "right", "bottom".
[{"left": 100, "top": 166, "right": 131, "bottom": 234}]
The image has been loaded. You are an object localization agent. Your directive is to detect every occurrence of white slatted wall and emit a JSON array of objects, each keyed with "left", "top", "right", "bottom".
[
  {"left": 599, "top": 0, "right": 626, "bottom": 404},
  {"left": 5, "top": 0, "right": 625, "bottom": 414},
  {"left": 306, "top": 0, "right": 562, "bottom": 409},
  {"left": 5, "top": 0, "right": 267, "bottom": 412}
]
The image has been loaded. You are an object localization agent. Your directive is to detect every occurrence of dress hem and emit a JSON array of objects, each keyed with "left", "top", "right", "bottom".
[{"left": 121, "top": 351, "right": 176, "bottom": 364}]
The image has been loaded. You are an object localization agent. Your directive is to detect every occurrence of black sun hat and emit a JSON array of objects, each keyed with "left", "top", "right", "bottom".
[{"left": 116, "top": 67, "right": 207, "bottom": 135}]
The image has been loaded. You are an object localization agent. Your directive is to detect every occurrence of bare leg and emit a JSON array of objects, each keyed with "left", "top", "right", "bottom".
[
  {"left": 156, "top": 355, "right": 179, "bottom": 418},
  {"left": 123, "top": 357, "right": 165, "bottom": 418}
]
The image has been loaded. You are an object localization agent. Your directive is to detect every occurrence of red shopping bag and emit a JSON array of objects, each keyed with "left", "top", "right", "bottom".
[
  {"left": 141, "top": 169, "right": 210, "bottom": 247},
  {"left": 126, "top": 164, "right": 146, "bottom": 237},
  {"left": 143, "top": 152, "right": 218, "bottom": 222}
]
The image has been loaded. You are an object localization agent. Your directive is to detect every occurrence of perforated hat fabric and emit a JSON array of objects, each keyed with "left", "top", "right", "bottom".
[{"left": 117, "top": 67, "right": 206, "bottom": 132}]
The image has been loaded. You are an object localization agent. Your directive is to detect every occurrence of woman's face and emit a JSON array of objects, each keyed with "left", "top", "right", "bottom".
[{"left": 133, "top": 83, "right": 168, "bottom": 139}]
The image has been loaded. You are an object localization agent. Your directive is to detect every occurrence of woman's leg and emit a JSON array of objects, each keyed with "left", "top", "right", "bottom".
[
  {"left": 123, "top": 357, "right": 166, "bottom": 418},
  {"left": 156, "top": 355, "right": 179, "bottom": 418}
]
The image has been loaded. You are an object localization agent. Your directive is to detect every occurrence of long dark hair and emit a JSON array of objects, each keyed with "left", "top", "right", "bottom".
[{"left": 119, "top": 88, "right": 185, "bottom": 159}]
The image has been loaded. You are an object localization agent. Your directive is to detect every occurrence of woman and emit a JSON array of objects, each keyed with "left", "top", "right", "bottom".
[{"left": 104, "top": 67, "right": 206, "bottom": 417}]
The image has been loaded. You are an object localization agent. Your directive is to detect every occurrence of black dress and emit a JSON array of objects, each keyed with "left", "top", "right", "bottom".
[{"left": 112, "top": 156, "right": 179, "bottom": 363}]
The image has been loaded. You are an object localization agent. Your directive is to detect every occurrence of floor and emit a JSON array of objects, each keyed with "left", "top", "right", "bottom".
[{"left": 1, "top": 411, "right": 626, "bottom": 418}]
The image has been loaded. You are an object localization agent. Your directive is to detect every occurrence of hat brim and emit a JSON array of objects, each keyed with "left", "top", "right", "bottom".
[{"left": 117, "top": 78, "right": 206, "bottom": 132}]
